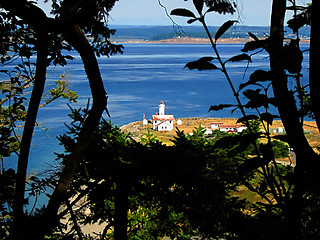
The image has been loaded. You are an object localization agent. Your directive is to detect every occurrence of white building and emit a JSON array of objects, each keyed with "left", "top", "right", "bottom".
[
  {"left": 204, "top": 128, "right": 213, "bottom": 135},
  {"left": 177, "top": 119, "right": 182, "bottom": 125},
  {"left": 152, "top": 101, "right": 174, "bottom": 131},
  {"left": 211, "top": 122, "right": 224, "bottom": 130},
  {"left": 142, "top": 113, "right": 148, "bottom": 126},
  {"left": 277, "top": 127, "right": 284, "bottom": 133},
  {"left": 218, "top": 124, "right": 247, "bottom": 133}
]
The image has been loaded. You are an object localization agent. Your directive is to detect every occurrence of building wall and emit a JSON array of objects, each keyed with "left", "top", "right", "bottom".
[
  {"left": 154, "top": 121, "right": 173, "bottom": 131},
  {"left": 219, "top": 127, "right": 235, "bottom": 132}
]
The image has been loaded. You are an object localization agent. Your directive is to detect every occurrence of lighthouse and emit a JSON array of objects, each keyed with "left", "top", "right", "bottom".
[
  {"left": 159, "top": 101, "right": 165, "bottom": 115},
  {"left": 152, "top": 101, "right": 174, "bottom": 131}
]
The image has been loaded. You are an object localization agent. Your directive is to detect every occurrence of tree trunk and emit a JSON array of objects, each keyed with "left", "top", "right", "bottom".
[
  {"left": 270, "top": 0, "right": 317, "bottom": 166},
  {"left": 13, "top": 27, "right": 48, "bottom": 239},
  {"left": 310, "top": 1, "right": 320, "bottom": 132},
  {"left": 0, "top": 2, "right": 54, "bottom": 238},
  {"left": 269, "top": 0, "right": 319, "bottom": 179},
  {"left": 1, "top": 1, "right": 110, "bottom": 238},
  {"left": 269, "top": 0, "right": 319, "bottom": 237},
  {"left": 40, "top": 25, "right": 108, "bottom": 238},
  {"left": 114, "top": 178, "right": 129, "bottom": 240}
]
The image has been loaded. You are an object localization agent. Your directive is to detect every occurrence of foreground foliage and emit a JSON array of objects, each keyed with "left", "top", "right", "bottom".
[
  {"left": 52, "top": 108, "right": 248, "bottom": 239},
  {"left": 46, "top": 106, "right": 296, "bottom": 239}
]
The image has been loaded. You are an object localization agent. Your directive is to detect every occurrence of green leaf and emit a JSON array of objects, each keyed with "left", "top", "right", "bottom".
[
  {"left": 249, "top": 70, "right": 272, "bottom": 82},
  {"left": 287, "top": 14, "right": 307, "bottom": 33},
  {"left": 215, "top": 20, "right": 238, "bottom": 42},
  {"left": 185, "top": 61, "right": 218, "bottom": 71},
  {"left": 17, "top": 104, "right": 26, "bottom": 111},
  {"left": 198, "top": 56, "right": 215, "bottom": 62},
  {"left": 248, "top": 31, "right": 259, "bottom": 41},
  {"left": 243, "top": 89, "right": 270, "bottom": 109},
  {"left": 208, "top": 104, "right": 234, "bottom": 112},
  {"left": 260, "top": 112, "right": 274, "bottom": 125},
  {"left": 226, "top": 53, "right": 252, "bottom": 63},
  {"left": 245, "top": 97, "right": 270, "bottom": 109},
  {"left": 171, "top": 8, "right": 196, "bottom": 18},
  {"left": 239, "top": 70, "right": 272, "bottom": 91},
  {"left": 193, "top": 0, "right": 204, "bottom": 15},
  {"left": 184, "top": 57, "right": 219, "bottom": 71},
  {"left": 187, "top": 18, "right": 199, "bottom": 24},
  {"left": 243, "top": 89, "right": 262, "bottom": 100},
  {"left": 241, "top": 39, "right": 269, "bottom": 52},
  {"left": 279, "top": 41, "right": 303, "bottom": 74},
  {"left": 206, "top": 2, "right": 236, "bottom": 14}
]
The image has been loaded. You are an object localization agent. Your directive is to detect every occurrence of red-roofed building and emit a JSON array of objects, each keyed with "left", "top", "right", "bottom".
[
  {"left": 211, "top": 122, "right": 224, "bottom": 130},
  {"left": 152, "top": 101, "right": 174, "bottom": 131},
  {"left": 219, "top": 124, "right": 247, "bottom": 133}
]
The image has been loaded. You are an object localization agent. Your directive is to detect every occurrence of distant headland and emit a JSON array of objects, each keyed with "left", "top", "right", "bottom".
[
  {"left": 120, "top": 101, "right": 319, "bottom": 151},
  {"left": 120, "top": 117, "right": 319, "bottom": 147},
  {"left": 110, "top": 25, "right": 310, "bottom": 44},
  {"left": 113, "top": 36, "right": 309, "bottom": 44},
  {"left": 113, "top": 36, "right": 250, "bottom": 44}
]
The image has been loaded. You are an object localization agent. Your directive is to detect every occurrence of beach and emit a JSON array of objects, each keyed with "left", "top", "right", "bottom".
[{"left": 113, "top": 36, "right": 310, "bottom": 44}]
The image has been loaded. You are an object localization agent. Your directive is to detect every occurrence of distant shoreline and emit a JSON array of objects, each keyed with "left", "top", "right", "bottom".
[
  {"left": 113, "top": 37, "right": 310, "bottom": 45},
  {"left": 120, "top": 117, "right": 319, "bottom": 151}
]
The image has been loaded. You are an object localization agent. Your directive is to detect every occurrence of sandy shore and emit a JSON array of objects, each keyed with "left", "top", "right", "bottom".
[
  {"left": 113, "top": 37, "right": 310, "bottom": 44},
  {"left": 114, "top": 37, "right": 248, "bottom": 44}
]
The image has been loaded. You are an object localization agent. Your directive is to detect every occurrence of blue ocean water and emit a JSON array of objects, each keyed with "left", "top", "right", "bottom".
[{"left": 3, "top": 43, "right": 310, "bottom": 173}]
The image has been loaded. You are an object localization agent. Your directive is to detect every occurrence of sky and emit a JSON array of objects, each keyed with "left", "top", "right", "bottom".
[
  {"left": 37, "top": 0, "right": 311, "bottom": 26},
  {"left": 109, "top": 0, "right": 311, "bottom": 26},
  {"left": 109, "top": 0, "right": 272, "bottom": 26}
]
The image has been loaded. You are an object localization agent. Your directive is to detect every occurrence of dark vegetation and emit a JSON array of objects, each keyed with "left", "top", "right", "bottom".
[{"left": 0, "top": 0, "right": 320, "bottom": 239}]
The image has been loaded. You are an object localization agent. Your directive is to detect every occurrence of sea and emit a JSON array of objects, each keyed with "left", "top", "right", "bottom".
[{"left": 3, "top": 43, "right": 310, "bottom": 174}]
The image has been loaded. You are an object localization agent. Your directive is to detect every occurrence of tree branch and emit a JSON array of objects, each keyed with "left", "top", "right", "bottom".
[
  {"left": 41, "top": 24, "right": 108, "bottom": 237},
  {"left": 269, "top": 0, "right": 317, "bottom": 171},
  {"left": 13, "top": 27, "right": 49, "bottom": 239},
  {"left": 269, "top": 0, "right": 319, "bottom": 237}
]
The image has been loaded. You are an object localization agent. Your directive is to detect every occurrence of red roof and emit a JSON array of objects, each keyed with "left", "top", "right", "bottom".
[
  {"left": 155, "top": 120, "right": 172, "bottom": 127},
  {"left": 219, "top": 124, "right": 243, "bottom": 128},
  {"left": 152, "top": 114, "right": 174, "bottom": 121}
]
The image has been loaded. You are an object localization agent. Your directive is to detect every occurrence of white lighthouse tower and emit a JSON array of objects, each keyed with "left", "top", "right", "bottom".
[
  {"left": 152, "top": 101, "right": 174, "bottom": 131},
  {"left": 159, "top": 101, "right": 165, "bottom": 115}
]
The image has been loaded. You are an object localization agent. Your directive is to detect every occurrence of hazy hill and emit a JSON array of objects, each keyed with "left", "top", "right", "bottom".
[{"left": 110, "top": 25, "right": 310, "bottom": 41}]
